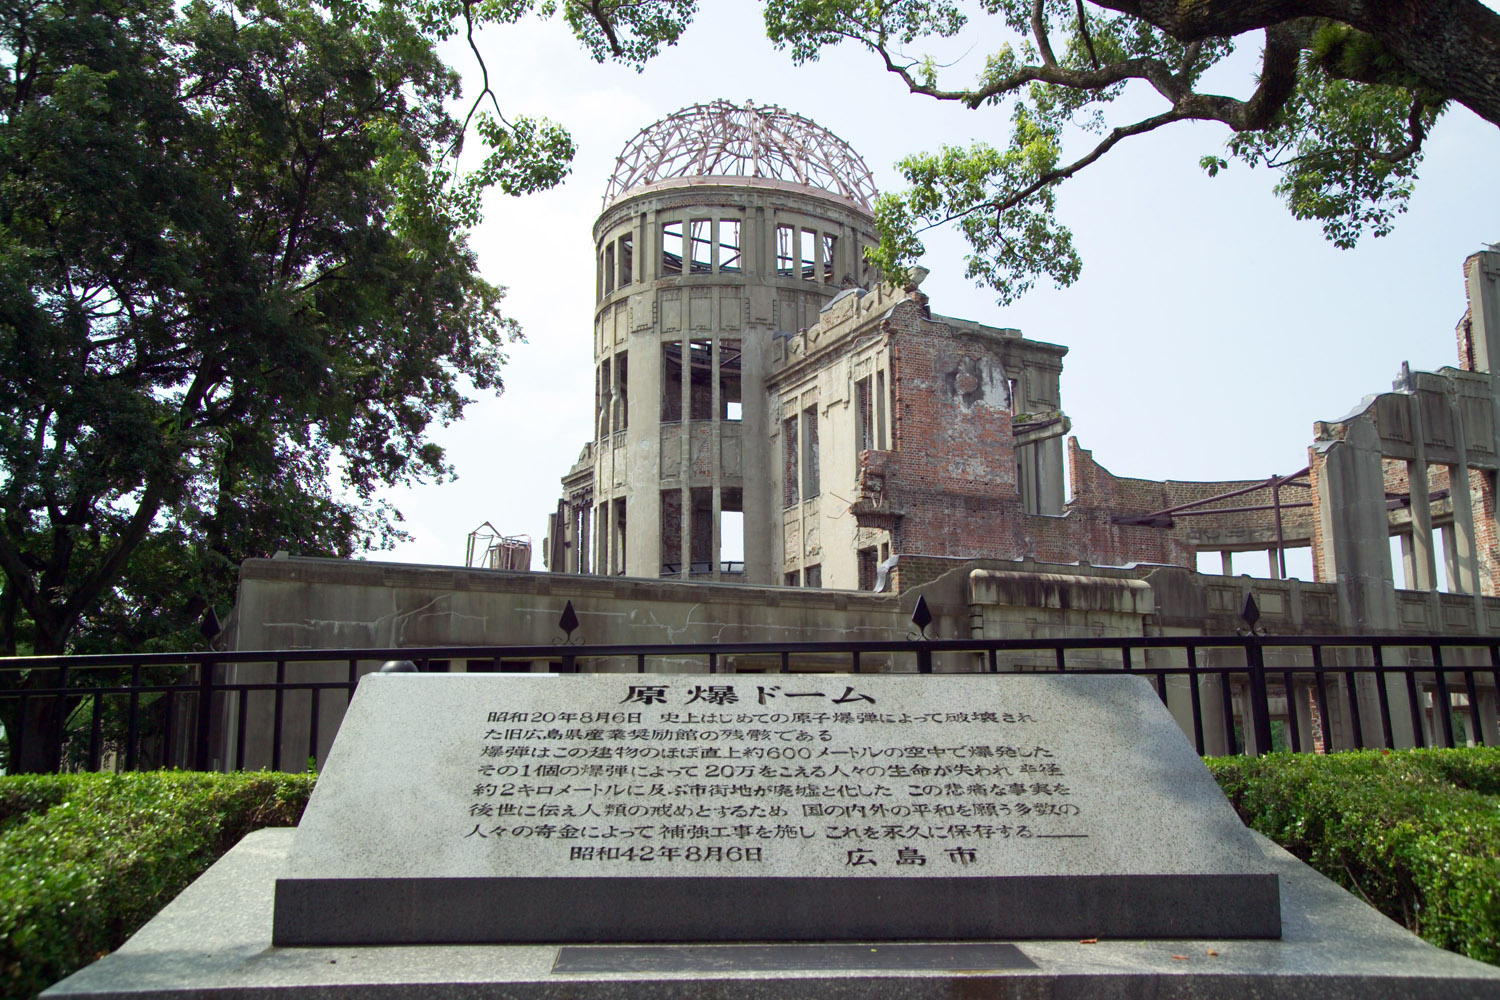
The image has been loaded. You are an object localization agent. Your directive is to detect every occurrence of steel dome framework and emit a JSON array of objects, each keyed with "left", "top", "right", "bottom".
[{"left": 603, "top": 100, "right": 878, "bottom": 211}]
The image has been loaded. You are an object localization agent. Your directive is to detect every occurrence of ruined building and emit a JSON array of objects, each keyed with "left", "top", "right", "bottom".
[
  {"left": 546, "top": 101, "right": 1186, "bottom": 590},
  {"left": 224, "top": 103, "right": 1500, "bottom": 767}
]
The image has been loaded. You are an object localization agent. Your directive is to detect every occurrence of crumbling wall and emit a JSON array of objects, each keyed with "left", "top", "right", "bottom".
[{"left": 1068, "top": 438, "right": 1316, "bottom": 564}]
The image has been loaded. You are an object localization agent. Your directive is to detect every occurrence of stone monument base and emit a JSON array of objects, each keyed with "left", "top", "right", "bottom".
[{"left": 43, "top": 828, "right": 1500, "bottom": 1000}]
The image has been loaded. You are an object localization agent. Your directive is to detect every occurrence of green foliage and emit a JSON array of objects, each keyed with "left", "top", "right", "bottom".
[
  {"left": 874, "top": 130, "right": 1080, "bottom": 303},
  {"left": 0, "top": 0, "right": 698, "bottom": 768},
  {"left": 0, "top": 771, "right": 315, "bottom": 999},
  {"left": 762, "top": 0, "right": 1480, "bottom": 301},
  {"left": 1208, "top": 747, "right": 1500, "bottom": 965},
  {"left": 1223, "top": 63, "right": 1444, "bottom": 248}
]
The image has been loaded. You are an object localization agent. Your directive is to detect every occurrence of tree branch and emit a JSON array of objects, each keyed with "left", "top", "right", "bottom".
[
  {"left": 914, "top": 108, "right": 1185, "bottom": 233},
  {"left": 587, "top": 1, "right": 626, "bottom": 57},
  {"left": 1089, "top": 0, "right": 1500, "bottom": 127},
  {"left": 1075, "top": 0, "right": 1101, "bottom": 69},
  {"left": 1033, "top": 0, "right": 1057, "bottom": 66}
]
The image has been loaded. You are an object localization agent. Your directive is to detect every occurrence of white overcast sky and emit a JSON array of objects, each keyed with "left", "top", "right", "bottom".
[{"left": 371, "top": 4, "right": 1500, "bottom": 579}]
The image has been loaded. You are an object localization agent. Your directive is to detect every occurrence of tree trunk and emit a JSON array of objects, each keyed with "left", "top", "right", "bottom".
[
  {"left": 0, "top": 673, "right": 66, "bottom": 773},
  {"left": 2, "top": 624, "right": 75, "bottom": 773},
  {"left": 1095, "top": 0, "right": 1500, "bottom": 127}
]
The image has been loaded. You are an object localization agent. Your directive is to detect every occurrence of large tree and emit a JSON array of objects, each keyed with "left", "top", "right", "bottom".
[
  {"left": 0, "top": 0, "right": 694, "bottom": 769},
  {"left": 764, "top": 0, "right": 1500, "bottom": 302}
]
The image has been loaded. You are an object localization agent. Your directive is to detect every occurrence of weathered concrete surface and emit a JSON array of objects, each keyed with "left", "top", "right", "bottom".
[
  {"left": 222, "top": 554, "right": 1500, "bottom": 770},
  {"left": 43, "top": 827, "right": 1500, "bottom": 999},
  {"left": 272, "top": 673, "right": 1278, "bottom": 945}
]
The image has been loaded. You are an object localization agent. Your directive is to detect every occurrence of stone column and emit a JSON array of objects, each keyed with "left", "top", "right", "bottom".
[
  {"left": 1313, "top": 414, "right": 1416, "bottom": 747},
  {"left": 1449, "top": 464, "right": 1480, "bottom": 595},
  {"left": 1406, "top": 461, "right": 1438, "bottom": 591},
  {"left": 1478, "top": 690, "right": 1500, "bottom": 746}
]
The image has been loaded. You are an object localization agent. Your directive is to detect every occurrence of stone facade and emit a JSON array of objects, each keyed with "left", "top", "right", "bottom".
[
  {"left": 547, "top": 103, "right": 1194, "bottom": 592},
  {"left": 225, "top": 105, "right": 1500, "bottom": 767}
]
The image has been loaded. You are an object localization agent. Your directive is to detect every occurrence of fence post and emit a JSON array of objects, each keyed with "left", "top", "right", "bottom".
[
  {"left": 1238, "top": 594, "right": 1274, "bottom": 756},
  {"left": 195, "top": 659, "right": 216, "bottom": 771},
  {"left": 1245, "top": 637, "right": 1274, "bottom": 756},
  {"left": 911, "top": 596, "right": 933, "bottom": 674}
]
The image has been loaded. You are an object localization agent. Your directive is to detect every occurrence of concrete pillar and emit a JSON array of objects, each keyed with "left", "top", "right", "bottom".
[
  {"left": 1312, "top": 416, "right": 1416, "bottom": 747},
  {"left": 1448, "top": 464, "right": 1480, "bottom": 594},
  {"left": 1221, "top": 551, "right": 1233, "bottom": 577},
  {"left": 1399, "top": 532, "right": 1418, "bottom": 589},
  {"left": 1267, "top": 548, "right": 1278, "bottom": 579},
  {"left": 1196, "top": 672, "right": 1232, "bottom": 756},
  {"left": 1464, "top": 250, "right": 1500, "bottom": 374},
  {"left": 1234, "top": 680, "right": 1268, "bottom": 756},
  {"left": 1314, "top": 417, "right": 1398, "bottom": 628},
  {"left": 1444, "top": 525, "right": 1460, "bottom": 592},
  {"left": 741, "top": 319, "right": 775, "bottom": 586},
  {"left": 1291, "top": 680, "right": 1316, "bottom": 752},
  {"left": 1406, "top": 456, "right": 1438, "bottom": 591},
  {"left": 1037, "top": 434, "right": 1066, "bottom": 515},
  {"left": 1478, "top": 690, "right": 1500, "bottom": 746},
  {"left": 1464, "top": 252, "right": 1500, "bottom": 599}
]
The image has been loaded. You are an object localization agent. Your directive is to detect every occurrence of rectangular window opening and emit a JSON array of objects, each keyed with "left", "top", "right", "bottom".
[
  {"left": 615, "top": 351, "right": 629, "bottom": 431},
  {"left": 800, "top": 229, "right": 817, "bottom": 280},
  {"left": 804, "top": 564, "right": 822, "bottom": 588},
  {"left": 576, "top": 506, "right": 591, "bottom": 574},
  {"left": 598, "top": 362, "right": 612, "bottom": 438},
  {"left": 822, "top": 233, "right": 838, "bottom": 284},
  {"left": 618, "top": 234, "right": 633, "bottom": 287},
  {"left": 802, "top": 405, "right": 820, "bottom": 498},
  {"left": 783, "top": 415, "right": 800, "bottom": 507},
  {"left": 784, "top": 570, "right": 801, "bottom": 587},
  {"left": 660, "top": 489, "right": 682, "bottom": 577},
  {"left": 661, "top": 222, "right": 683, "bottom": 275},
  {"left": 661, "top": 344, "right": 683, "bottom": 422},
  {"left": 877, "top": 369, "right": 890, "bottom": 450},
  {"left": 776, "top": 225, "right": 796, "bottom": 278},
  {"left": 690, "top": 487, "right": 713, "bottom": 575},
  {"left": 604, "top": 243, "right": 615, "bottom": 294},
  {"left": 720, "top": 339, "right": 742, "bottom": 421},
  {"left": 610, "top": 497, "right": 627, "bottom": 575},
  {"left": 719, "top": 219, "right": 742, "bottom": 272},
  {"left": 858, "top": 547, "right": 878, "bottom": 591},
  {"left": 689, "top": 219, "right": 712, "bottom": 274},
  {"left": 855, "top": 376, "right": 873, "bottom": 466},
  {"left": 596, "top": 502, "right": 609, "bottom": 575},
  {"left": 689, "top": 339, "right": 714, "bottom": 420},
  {"left": 721, "top": 488, "right": 744, "bottom": 574}
]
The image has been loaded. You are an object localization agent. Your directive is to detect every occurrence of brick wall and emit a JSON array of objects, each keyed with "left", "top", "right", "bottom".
[
  {"left": 864, "top": 306, "right": 1190, "bottom": 580},
  {"left": 1069, "top": 439, "right": 1315, "bottom": 551}
]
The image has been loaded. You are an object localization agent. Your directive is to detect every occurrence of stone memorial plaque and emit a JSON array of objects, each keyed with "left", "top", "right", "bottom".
[{"left": 273, "top": 673, "right": 1279, "bottom": 945}]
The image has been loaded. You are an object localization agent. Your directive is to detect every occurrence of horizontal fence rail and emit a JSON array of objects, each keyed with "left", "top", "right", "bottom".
[{"left": 0, "top": 632, "right": 1497, "bottom": 774}]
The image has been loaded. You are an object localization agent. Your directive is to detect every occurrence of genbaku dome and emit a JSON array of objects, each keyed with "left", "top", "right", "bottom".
[
  {"left": 226, "top": 101, "right": 1500, "bottom": 767},
  {"left": 548, "top": 100, "right": 1121, "bottom": 590}
]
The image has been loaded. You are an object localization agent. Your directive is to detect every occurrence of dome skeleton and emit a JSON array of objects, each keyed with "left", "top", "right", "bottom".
[{"left": 603, "top": 100, "right": 878, "bottom": 211}]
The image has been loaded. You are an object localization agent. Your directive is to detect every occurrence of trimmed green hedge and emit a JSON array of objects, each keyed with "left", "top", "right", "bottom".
[
  {"left": 1208, "top": 747, "right": 1500, "bottom": 965},
  {"left": 0, "top": 771, "right": 314, "bottom": 1000}
]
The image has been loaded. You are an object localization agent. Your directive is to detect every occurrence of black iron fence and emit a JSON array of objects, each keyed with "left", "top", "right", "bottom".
[{"left": 1, "top": 630, "right": 1497, "bottom": 774}]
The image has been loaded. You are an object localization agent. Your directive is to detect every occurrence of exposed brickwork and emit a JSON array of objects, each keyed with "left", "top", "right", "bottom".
[
  {"left": 1474, "top": 468, "right": 1498, "bottom": 596},
  {"left": 1308, "top": 447, "right": 1327, "bottom": 583},
  {"left": 1069, "top": 439, "right": 1315, "bottom": 553},
  {"left": 845, "top": 301, "right": 1190, "bottom": 579}
]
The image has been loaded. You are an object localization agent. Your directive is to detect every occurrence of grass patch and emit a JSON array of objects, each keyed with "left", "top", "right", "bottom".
[
  {"left": 0, "top": 771, "right": 313, "bottom": 999},
  {"left": 1208, "top": 746, "right": 1500, "bottom": 965}
]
